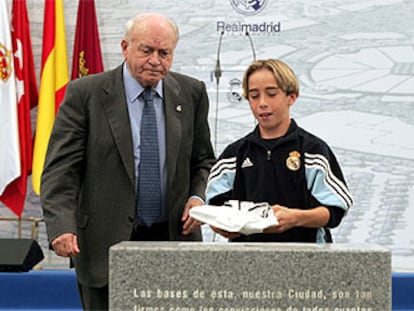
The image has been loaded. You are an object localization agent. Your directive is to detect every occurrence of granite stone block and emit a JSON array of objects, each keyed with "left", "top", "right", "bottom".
[{"left": 109, "top": 242, "right": 391, "bottom": 311}]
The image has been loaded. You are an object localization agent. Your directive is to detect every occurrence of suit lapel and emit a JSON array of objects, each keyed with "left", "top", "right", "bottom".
[
  {"left": 163, "top": 74, "right": 182, "bottom": 188},
  {"left": 100, "top": 66, "right": 135, "bottom": 186},
  {"left": 97, "top": 69, "right": 185, "bottom": 189}
]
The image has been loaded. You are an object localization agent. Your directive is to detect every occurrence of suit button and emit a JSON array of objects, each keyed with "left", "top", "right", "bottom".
[{"left": 127, "top": 216, "right": 134, "bottom": 223}]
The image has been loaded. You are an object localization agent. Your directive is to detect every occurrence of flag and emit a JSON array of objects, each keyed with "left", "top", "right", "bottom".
[
  {"left": 71, "top": 0, "right": 104, "bottom": 79},
  {"left": 32, "top": 0, "right": 69, "bottom": 195},
  {"left": 0, "top": 0, "right": 39, "bottom": 216},
  {"left": 0, "top": 0, "right": 20, "bottom": 202}
]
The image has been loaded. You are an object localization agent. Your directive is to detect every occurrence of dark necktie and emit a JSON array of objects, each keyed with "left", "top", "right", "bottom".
[{"left": 137, "top": 89, "right": 161, "bottom": 226}]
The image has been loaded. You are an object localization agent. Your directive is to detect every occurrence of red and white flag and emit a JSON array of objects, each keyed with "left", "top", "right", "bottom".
[
  {"left": 0, "top": 0, "right": 39, "bottom": 216},
  {"left": 0, "top": 0, "right": 20, "bottom": 205}
]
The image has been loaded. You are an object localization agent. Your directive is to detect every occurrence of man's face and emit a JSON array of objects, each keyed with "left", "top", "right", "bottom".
[{"left": 122, "top": 22, "right": 176, "bottom": 88}]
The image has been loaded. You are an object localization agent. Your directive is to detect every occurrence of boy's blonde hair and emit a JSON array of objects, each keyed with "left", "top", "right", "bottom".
[{"left": 242, "top": 59, "right": 299, "bottom": 99}]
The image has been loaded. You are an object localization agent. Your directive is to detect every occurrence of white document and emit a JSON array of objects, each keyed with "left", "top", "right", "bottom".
[{"left": 190, "top": 200, "right": 279, "bottom": 235}]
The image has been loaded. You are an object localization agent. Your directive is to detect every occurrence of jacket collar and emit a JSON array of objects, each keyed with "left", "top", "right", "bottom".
[{"left": 247, "top": 119, "right": 299, "bottom": 148}]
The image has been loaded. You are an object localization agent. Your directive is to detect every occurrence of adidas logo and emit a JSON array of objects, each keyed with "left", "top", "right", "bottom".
[{"left": 241, "top": 157, "right": 254, "bottom": 168}]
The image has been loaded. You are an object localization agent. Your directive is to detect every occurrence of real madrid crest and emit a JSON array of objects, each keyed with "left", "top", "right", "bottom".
[
  {"left": 0, "top": 43, "right": 13, "bottom": 82},
  {"left": 227, "top": 78, "right": 243, "bottom": 104},
  {"left": 230, "top": 0, "right": 268, "bottom": 16},
  {"left": 286, "top": 151, "right": 301, "bottom": 171}
]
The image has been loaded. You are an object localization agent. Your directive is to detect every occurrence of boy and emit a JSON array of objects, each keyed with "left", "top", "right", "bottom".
[{"left": 205, "top": 59, "right": 352, "bottom": 243}]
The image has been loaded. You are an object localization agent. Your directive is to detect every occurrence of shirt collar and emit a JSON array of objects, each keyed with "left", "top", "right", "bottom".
[{"left": 123, "top": 62, "right": 164, "bottom": 102}]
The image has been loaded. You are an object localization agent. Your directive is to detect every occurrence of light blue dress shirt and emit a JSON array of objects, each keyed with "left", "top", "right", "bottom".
[{"left": 123, "top": 63, "right": 168, "bottom": 224}]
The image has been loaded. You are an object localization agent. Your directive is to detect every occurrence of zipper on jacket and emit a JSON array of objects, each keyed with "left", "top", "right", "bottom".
[{"left": 267, "top": 150, "right": 272, "bottom": 160}]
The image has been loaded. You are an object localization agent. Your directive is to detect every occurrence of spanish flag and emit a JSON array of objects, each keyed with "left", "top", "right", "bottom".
[{"left": 32, "top": 0, "right": 69, "bottom": 194}]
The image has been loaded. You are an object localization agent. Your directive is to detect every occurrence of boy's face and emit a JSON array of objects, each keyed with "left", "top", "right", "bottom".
[{"left": 247, "top": 68, "right": 297, "bottom": 139}]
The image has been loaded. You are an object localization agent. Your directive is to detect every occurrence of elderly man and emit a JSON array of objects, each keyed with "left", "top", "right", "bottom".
[{"left": 41, "top": 13, "right": 215, "bottom": 310}]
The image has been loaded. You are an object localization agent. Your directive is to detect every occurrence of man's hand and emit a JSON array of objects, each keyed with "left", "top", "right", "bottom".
[
  {"left": 181, "top": 197, "right": 204, "bottom": 235},
  {"left": 51, "top": 233, "right": 80, "bottom": 257}
]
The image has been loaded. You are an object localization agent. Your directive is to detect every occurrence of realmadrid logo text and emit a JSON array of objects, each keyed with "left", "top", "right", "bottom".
[
  {"left": 230, "top": 0, "right": 267, "bottom": 16},
  {"left": 218, "top": 0, "right": 280, "bottom": 35}
]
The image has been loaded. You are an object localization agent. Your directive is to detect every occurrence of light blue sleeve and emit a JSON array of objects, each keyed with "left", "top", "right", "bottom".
[
  {"left": 304, "top": 152, "right": 353, "bottom": 213},
  {"left": 205, "top": 157, "right": 237, "bottom": 204}
]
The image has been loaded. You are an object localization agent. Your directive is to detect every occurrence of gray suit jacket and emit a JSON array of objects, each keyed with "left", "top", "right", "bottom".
[{"left": 40, "top": 65, "right": 215, "bottom": 287}]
